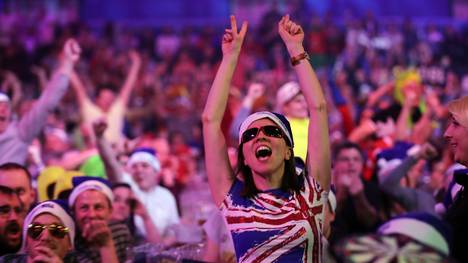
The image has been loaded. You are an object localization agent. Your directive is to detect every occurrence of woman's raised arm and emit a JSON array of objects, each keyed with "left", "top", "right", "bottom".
[
  {"left": 202, "top": 16, "right": 248, "bottom": 205},
  {"left": 278, "top": 15, "right": 331, "bottom": 191}
]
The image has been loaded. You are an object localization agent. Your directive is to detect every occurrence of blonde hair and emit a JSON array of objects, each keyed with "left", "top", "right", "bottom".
[{"left": 447, "top": 96, "right": 468, "bottom": 128}]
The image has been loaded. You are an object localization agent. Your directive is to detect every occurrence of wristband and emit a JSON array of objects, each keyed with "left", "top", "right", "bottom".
[{"left": 290, "top": 52, "right": 309, "bottom": 66}]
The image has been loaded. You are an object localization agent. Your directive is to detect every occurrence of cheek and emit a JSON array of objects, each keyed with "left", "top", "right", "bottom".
[{"left": 241, "top": 145, "right": 253, "bottom": 163}]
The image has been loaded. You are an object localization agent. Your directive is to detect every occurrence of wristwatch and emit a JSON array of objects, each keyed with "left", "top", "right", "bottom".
[{"left": 290, "top": 52, "right": 309, "bottom": 66}]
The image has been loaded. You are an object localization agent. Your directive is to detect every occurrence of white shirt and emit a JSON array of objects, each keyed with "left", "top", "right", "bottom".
[{"left": 122, "top": 173, "right": 180, "bottom": 236}]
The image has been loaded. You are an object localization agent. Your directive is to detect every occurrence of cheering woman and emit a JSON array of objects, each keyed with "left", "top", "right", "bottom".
[{"left": 202, "top": 15, "right": 331, "bottom": 262}]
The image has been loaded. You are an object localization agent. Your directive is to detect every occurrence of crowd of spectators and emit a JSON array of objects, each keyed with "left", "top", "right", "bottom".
[{"left": 0, "top": 1, "right": 468, "bottom": 262}]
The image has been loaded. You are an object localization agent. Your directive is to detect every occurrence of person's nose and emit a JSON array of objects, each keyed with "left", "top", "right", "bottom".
[
  {"left": 39, "top": 227, "right": 51, "bottom": 240},
  {"left": 8, "top": 210, "right": 19, "bottom": 221},
  {"left": 443, "top": 125, "right": 452, "bottom": 140},
  {"left": 133, "top": 164, "right": 143, "bottom": 173},
  {"left": 87, "top": 207, "right": 97, "bottom": 218},
  {"left": 257, "top": 128, "right": 270, "bottom": 140}
]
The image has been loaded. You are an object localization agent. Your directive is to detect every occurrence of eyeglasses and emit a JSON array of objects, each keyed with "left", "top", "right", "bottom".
[
  {"left": 241, "top": 125, "right": 283, "bottom": 143},
  {"left": 27, "top": 223, "right": 69, "bottom": 240}
]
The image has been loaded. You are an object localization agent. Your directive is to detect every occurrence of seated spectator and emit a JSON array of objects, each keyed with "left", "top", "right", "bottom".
[
  {"left": 93, "top": 120, "right": 180, "bottom": 238},
  {"left": 0, "top": 163, "right": 36, "bottom": 211},
  {"left": 68, "top": 176, "right": 131, "bottom": 263},
  {"left": 330, "top": 141, "right": 385, "bottom": 245},
  {"left": 0, "top": 200, "right": 75, "bottom": 262},
  {"left": 111, "top": 183, "right": 161, "bottom": 244},
  {"left": 0, "top": 186, "right": 25, "bottom": 256}
]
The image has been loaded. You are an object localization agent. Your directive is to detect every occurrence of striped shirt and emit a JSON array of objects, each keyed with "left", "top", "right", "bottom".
[
  {"left": 75, "top": 221, "right": 132, "bottom": 263},
  {"left": 221, "top": 174, "right": 326, "bottom": 263}
]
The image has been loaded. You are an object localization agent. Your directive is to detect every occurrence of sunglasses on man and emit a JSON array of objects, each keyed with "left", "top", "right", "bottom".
[
  {"left": 27, "top": 223, "right": 69, "bottom": 239},
  {"left": 241, "top": 125, "right": 283, "bottom": 143}
]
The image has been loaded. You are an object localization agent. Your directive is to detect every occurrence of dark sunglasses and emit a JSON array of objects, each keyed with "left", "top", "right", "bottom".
[
  {"left": 241, "top": 125, "right": 283, "bottom": 143},
  {"left": 27, "top": 223, "right": 69, "bottom": 240}
]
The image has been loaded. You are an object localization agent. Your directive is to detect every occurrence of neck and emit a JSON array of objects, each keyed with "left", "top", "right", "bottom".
[{"left": 251, "top": 167, "right": 284, "bottom": 191}]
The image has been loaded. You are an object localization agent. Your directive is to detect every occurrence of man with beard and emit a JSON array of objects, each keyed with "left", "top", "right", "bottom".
[{"left": 0, "top": 185, "right": 25, "bottom": 256}]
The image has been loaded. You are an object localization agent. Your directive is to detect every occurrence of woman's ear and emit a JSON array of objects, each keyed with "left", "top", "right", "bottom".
[{"left": 285, "top": 148, "right": 292, "bottom": 160}]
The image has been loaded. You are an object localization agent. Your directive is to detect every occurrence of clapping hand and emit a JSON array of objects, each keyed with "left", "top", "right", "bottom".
[
  {"left": 82, "top": 219, "right": 112, "bottom": 247},
  {"left": 31, "top": 246, "right": 64, "bottom": 263}
]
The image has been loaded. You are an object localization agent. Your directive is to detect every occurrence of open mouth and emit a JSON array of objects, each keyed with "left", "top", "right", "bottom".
[
  {"left": 6, "top": 223, "right": 20, "bottom": 239},
  {"left": 255, "top": 145, "right": 272, "bottom": 160}
]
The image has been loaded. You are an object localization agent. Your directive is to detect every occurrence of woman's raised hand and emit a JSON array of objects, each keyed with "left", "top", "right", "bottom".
[
  {"left": 222, "top": 15, "right": 248, "bottom": 58},
  {"left": 278, "top": 15, "right": 305, "bottom": 56}
]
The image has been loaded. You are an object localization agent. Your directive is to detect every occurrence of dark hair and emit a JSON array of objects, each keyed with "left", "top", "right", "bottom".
[
  {"left": 332, "top": 141, "right": 366, "bottom": 162},
  {"left": 236, "top": 142, "right": 301, "bottom": 198},
  {"left": 0, "top": 185, "right": 15, "bottom": 196},
  {"left": 0, "top": 162, "right": 33, "bottom": 185},
  {"left": 111, "top": 183, "right": 137, "bottom": 235},
  {"left": 111, "top": 182, "right": 132, "bottom": 191}
]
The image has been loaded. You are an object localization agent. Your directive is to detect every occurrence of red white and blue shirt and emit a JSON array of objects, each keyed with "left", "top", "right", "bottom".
[{"left": 221, "top": 174, "right": 326, "bottom": 263}]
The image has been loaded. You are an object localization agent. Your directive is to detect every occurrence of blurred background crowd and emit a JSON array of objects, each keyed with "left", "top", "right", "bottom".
[{"left": 0, "top": 0, "right": 467, "bottom": 262}]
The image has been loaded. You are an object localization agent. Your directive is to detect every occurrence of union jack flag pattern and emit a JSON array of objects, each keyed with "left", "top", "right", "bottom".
[{"left": 221, "top": 174, "right": 326, "bottom": 263}]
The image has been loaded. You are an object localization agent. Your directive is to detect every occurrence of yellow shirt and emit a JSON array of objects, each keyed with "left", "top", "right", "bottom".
[{"left": 288, "top": 117, "right": 309, "bottom": 162}]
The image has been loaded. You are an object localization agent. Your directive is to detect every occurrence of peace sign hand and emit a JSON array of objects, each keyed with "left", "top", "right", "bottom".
[{"left": 222, "top": 15, "right": 248, "bottom": 58}]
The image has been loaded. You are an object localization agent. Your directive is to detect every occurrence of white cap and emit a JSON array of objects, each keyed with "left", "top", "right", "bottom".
[
  {"left": 68, "top": 179, "right": 113, "bottom": 207},
  {"left": 127, "top": 150, "right": 161, "bottom": 173},
  {"left": 275, "top": 81, "right": 301, "bottom": 112},
  {"left": 21, "top": 200, "right": 75, "bottom": 251}
]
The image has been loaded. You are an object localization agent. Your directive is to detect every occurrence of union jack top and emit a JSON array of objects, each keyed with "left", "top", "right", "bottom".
[{"left": 221, "top": 173, "right": 326, "bottom": 263}]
